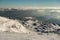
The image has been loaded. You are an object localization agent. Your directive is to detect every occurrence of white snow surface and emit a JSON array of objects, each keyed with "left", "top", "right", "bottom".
[
  {"left": 0, "top": 16, "right": 30, "bottom": 33},
  {"left": 0, "top": 16, "right": 60, "bottom": 40}
]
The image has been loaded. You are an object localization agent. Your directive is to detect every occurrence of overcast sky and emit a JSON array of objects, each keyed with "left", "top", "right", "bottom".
[{"left": 0, "top": 0, "right": 60, "bottom": 8}]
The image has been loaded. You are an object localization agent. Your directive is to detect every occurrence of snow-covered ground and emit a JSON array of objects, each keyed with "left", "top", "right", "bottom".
[
  {"left": 0, "top": 16, "right": 60, "bottom": 40},
  {"left": 0, "top": 32, "right": 60, "bottom": 40}
]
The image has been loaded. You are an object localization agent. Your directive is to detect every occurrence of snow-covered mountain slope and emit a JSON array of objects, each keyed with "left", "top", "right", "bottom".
[
  {"left": 22, "top": 17, "right": 60, "bottom": 34},
  {"left": 0, "top": 16, "right": 60, "bottom": 34},
  {"left": 0, "top": 16, "right": 30, "bottom": 33}
]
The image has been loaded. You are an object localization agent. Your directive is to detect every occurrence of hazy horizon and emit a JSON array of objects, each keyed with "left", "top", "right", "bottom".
[{"left": 0, "top": 0, "right": 60, "bottom": 8}]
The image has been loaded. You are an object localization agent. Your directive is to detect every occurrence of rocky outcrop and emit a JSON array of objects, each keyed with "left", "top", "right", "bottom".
[{"left": 22, "top": 17, "right": 60, "bottom": 34}]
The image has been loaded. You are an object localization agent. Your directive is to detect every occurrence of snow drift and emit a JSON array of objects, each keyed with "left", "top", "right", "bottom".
[{"left": 0, "top": 16, "right": 30, "bottom": 33}]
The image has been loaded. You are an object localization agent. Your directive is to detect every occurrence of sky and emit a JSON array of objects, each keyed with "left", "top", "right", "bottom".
[{"left": 0, "top": 0, "right": 60, "bottom": 8}]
